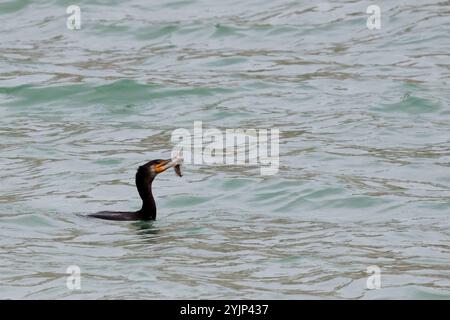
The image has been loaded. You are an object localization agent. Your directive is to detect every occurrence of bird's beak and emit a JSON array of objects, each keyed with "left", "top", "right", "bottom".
[{"left": 154, "top": 159, "right": 177, "bottom": 174}]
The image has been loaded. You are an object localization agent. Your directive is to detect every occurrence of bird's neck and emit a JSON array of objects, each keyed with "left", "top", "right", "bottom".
[{"left": 138, "top": 181, "right": 157, "bottom": 220}]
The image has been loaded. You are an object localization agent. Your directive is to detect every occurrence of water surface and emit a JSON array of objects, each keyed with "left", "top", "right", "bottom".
[{"left": 0, "top": 0, "right": 449, "bottom": 299}]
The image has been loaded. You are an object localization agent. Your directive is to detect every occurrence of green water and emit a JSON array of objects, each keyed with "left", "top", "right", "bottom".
[{"left": 0, "top": 0, "right": 449, "bottom": 299}]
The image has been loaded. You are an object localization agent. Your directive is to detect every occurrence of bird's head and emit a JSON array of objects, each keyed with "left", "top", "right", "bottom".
[{"left": 137, "top": 158, "right": 182, "bottom": 182}]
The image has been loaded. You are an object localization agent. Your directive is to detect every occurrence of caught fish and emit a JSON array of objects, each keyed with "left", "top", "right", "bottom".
[
  {"left": 174, "top": 164, "right": 182, "bottom": 177},
  {"left": 172, "top": 154, "right": 183, "bottom": 177}
]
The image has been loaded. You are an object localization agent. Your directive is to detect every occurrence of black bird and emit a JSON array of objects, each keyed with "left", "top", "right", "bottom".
[{"left": 88, "top": 159, "right": 182, "bottom": 221}]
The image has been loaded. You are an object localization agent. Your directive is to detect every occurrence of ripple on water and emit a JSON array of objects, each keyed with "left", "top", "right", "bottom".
[{"left": 374, "top": 95, "right": 442, "bottom": 114}]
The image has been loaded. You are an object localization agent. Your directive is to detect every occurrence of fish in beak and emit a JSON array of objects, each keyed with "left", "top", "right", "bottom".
[{"left": 154, "top": 157, "right": 183, "bottom": 177}]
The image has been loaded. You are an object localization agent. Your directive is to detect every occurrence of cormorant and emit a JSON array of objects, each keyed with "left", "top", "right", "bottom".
[{"left": 88, "top": 158, "right": 182, "bottom": 221}]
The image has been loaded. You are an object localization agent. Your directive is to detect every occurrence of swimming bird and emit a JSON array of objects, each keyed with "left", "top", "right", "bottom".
[{"left": 88, "top": 158, "right": 182, "bottom": 221}]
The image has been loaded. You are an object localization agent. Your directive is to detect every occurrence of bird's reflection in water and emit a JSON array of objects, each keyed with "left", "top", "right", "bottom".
[{"left": 130, "top": 221, "right": 163, "bottom": 244}]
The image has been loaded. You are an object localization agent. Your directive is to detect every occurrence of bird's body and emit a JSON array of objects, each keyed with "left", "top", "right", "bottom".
[
  {"left": 87, "top": 158, "right": 182, "bottom": 221},
  {"left": 87, "top": 211, "right": 144, "bottom": 221}
]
